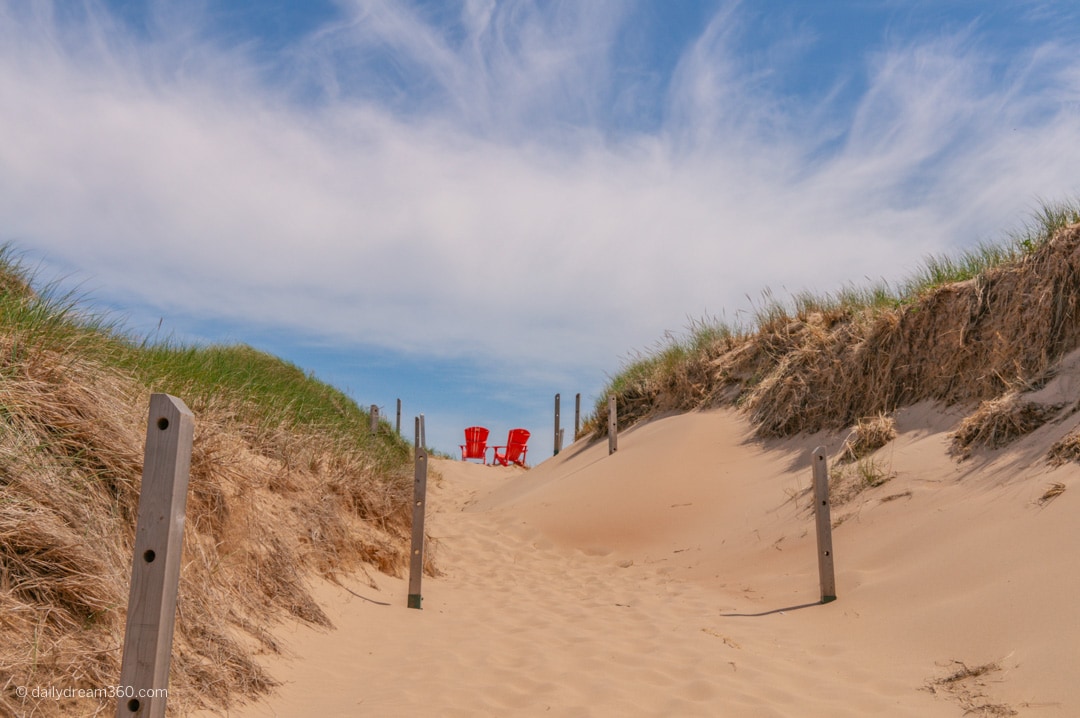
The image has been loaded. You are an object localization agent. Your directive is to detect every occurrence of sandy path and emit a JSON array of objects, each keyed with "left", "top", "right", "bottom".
[{"left": 200, "top": 406, "right": 1078, "bottom": 717}]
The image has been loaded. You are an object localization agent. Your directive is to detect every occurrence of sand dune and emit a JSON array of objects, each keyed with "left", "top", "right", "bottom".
[{"left": 204, "top": 404, "right": 1078, "bottom": 717}]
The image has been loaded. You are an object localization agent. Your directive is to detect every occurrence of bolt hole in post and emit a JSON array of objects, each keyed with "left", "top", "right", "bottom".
[
  {"left": 157, "top": 417, "right": 169, "bottom": 431},
  {"left": 143, "top": 550, "right": 156, "bottom": 563}
]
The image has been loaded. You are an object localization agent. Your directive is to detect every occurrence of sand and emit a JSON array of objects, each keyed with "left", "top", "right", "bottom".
[{"left": 196, "top": 403, "right": 1079, "bottom": 717}]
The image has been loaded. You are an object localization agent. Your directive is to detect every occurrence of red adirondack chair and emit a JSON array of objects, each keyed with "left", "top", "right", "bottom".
[
  {"left": 460, "top": 426, "right": 490, "bottom": 464},
  {"left": 491, "top": 428, "right": 530, "bottom": 467}
]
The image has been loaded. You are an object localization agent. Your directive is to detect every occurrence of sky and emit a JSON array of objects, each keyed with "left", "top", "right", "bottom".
[{"left": 2, "top": 0, "right": 1079, "bottom": 459}]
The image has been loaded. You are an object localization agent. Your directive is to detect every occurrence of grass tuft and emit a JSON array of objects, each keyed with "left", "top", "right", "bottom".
[
  {"left": 1046, "top": 426, "right": 1080, "bottom": 466},
  {"left": 1036, "top": 482, "right": 1066, "bottom": 505},
  {"left": 950, "top": 394, "right": 1060, "bottom": 459},
  {"left": 836, "top": 414, "right": 897, "bottom": 465},
  {"left": 829, "top": 456, "right": 895, "bottom": 506}
]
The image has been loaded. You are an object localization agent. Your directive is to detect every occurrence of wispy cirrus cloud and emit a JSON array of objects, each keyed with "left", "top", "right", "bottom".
[{"left": 1, "top": 0, "right": 1079, "bottom": 385}]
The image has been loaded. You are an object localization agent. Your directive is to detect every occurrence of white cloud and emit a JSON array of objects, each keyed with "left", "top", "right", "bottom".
[{"left": 1, "top": 0, "right": 1080, "bottom": 381}]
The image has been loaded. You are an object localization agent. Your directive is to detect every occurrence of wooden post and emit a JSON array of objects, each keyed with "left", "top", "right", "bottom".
[
  {"left": 414, "top": 416, "right": 420, "bottom": 458},
  {"left": 395, "top": 398, "right": 402, "bottom": 435},
  {"left": 811, "top": 447, "right": 837, "bottom": 603},
  {"left": 116, "top": 394, "right": 195, "bottom": 718},
  {"left": 553, "top": 393, "right": 561, "bottom": 456},
  {"left": 419, "top": 413, "right": 426, "bottom": 451},
  {"left": 608, "top": 395, "right": 618, "bottom": 455},
  {"left": 574, "top": 393, "right": 581, "bottom": 439},
  {"left": 408, "top": 417, "right": 428, "bottom": 609},
  {"left": 370, "top": 404, "right": 379, "bottom": 434}
]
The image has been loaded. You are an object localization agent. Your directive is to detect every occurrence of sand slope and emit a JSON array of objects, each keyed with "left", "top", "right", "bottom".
[{"left": 203, "top": 405, "right": 1079, "bottom": 717}]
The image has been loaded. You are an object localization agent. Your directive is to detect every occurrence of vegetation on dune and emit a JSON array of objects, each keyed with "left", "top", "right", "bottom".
[
  {"left": 835, "top": 413, "right": 897, "bottom": 465},
  {"left": 949, "top": 393, "right": 1061, "bottom": 459},
  {"left": 0, "top": 246, "right": 417, "bottom": 716},
  {"left": 582, "top": 199, "right": 1080, "bottom": 448}
]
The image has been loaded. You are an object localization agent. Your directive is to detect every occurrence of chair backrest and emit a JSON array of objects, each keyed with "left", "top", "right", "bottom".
[
  {"left": 462, "top": 426, "right": 489, "bottom": 459},
  {"left": 503, "top": 428, "right": 530, "bottom": 463}
]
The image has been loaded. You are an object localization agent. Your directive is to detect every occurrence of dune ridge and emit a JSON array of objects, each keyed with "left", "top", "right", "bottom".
[{"left": 587, "top": 219, "right": 1080, "bottom": 443}]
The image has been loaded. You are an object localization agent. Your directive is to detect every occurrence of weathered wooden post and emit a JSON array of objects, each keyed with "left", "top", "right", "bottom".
[
  {"left": 408, "top": 417, "right": 429, "bottom": 609},
  {"left": 811, "top": 447, "right": 837, "bottom": 603},
  {"left": 116, "top": 394, "right": 195, "bottom": 718},
  {"left": 396, "top": 398, "right": 402, "bottom": 435},
  {"left": 574, "top": 393, "right": 581, "bottom": 439},
  {"left": 608, "top": 395, "right": 618, "bottom": 455},
  {"left": 553, "top": 393, "right": 561, "bottom": 455},
  {"left": 419, "top": 413, "right": 426, "bottom": 451},
  {"left": 370, "top": 404, "right": 379, "bottom": 434}
]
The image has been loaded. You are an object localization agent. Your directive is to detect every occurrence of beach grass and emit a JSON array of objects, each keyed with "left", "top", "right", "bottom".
[
  {"left": 584, "top": 198, "right": 1080, "bottom": 438},
  {"left": 0, "top": 246, "right": 415, "bottom": 715}
]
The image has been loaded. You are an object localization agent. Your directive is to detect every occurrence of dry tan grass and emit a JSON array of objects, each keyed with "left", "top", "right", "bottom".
[
  {"left": 0, "top": 341, "right": 414, "bottom": 715},
  {"left": 1036, "top": 482, "right": 1066, "bottom": 505},
  {"left": 1047, "top": 427, "right": 1080, "bottom": 465},
  {"left": 741, "top": 222, "right": 1080, "bottom": 437},
  {"left": 925, "top": 661, "right": 1017, "bottom": 717},
  {"left": 828, "top": 457, "right": 895, "bottom": 506},
  {"left": 836, "top": 413, "right": 897, "bottom": 464},
  {"left": 590, "top": 223, "right": 1080, "bottom": 442},
  {"left": 950, "top": 392, "right": 1060, "bottom": 458},
  {"left": 588, "top": 330, "right": 740, "bottom": 437}
]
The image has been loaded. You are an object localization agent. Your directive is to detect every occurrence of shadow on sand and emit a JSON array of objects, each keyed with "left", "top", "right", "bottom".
[{"left": 719, "top": 600, "right": 827, "bottom": 618}]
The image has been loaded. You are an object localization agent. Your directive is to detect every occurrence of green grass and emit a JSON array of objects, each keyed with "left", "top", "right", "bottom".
[
  {"left": 0, "top": 243, "right": 411, "bottom": 461},
  {"left": 124, "top": 340, "right": 413, "bottom": 459},
  {"left": 0, "top": 254, "right": 119, "bottom": 363},
  {"left": 902, "top": 198, "right": 1080, "bottom": 298},
  {"left": 123, "top": 342, "right": 366, "bottom": 431}
]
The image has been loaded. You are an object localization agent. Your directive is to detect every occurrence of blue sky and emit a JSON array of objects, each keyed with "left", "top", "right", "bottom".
[{"left": 2, "top": 1, "right": 1079, "bottom": 458}]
